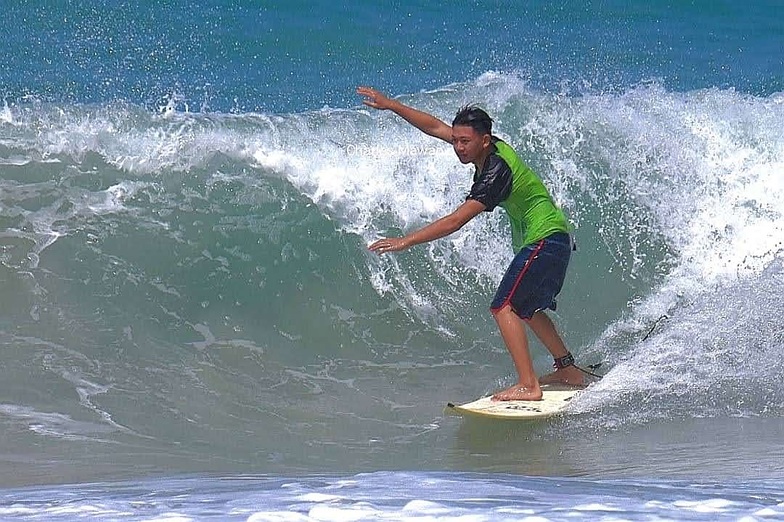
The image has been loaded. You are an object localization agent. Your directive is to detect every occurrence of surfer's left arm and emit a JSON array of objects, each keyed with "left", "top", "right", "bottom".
[{"left": 369, "top": 199, "right": 485, "bottom": 254}]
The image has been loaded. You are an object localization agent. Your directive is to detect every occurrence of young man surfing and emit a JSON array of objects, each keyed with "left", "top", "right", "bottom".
[{"left": 357, "top": 86, "right": 584, "bottom": 400}]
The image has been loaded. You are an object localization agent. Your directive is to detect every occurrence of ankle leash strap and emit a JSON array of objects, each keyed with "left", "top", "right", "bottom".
[{"left": 553, "top": 352, "right": 575, "bottom": 369}]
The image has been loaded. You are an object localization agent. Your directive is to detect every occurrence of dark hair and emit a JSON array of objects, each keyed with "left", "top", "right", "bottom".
[{"left": 452, "top": 105, "right": 493, "bottom": 136}]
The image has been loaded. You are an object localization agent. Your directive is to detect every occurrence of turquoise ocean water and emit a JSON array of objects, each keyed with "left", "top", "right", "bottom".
[{"left": 1, "top": 1, "right": 783, "bottom": 519}]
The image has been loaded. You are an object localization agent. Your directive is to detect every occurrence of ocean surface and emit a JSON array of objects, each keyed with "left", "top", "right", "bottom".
[{"left": 1, "top": 0, "right": 783, "bottom": 519}]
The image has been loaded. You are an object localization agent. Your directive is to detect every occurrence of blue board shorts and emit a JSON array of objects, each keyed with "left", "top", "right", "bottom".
[{"left": 490, "top": 232, "right": 572, "bottom": 320}]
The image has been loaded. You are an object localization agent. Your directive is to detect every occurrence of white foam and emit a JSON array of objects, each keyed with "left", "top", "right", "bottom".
[
  {"left": 0, "top": 101, "right": 13, "bottom": 124},
  {"left": 308, "top": 504, "right": 379, "bottom": 521},
  {"left": 254, "top": 149, "right": 306, "bottom": 175},
  {"left": 247, "top": 512, "right": 311, "bottom": 522},
  {"left": 753, "top": 504, "right": 784, "bottom": 517},
  {"left": 402, "top": 499, "right": 451, "bottom": 514},
  {"left": 0, "top": 404, "right": 118, "bottom": 440},
  {"left": 673, "top": 498, "right": 736, "bottom": 513},
  {"left": 295, "top": 493, "right": 343, "bottom": 503},
  {"left": 190, "top": 322, "right": 216, "bottom": 350},
  {"left": 85, "top": 181, "right": 145, "bottom": 214}
]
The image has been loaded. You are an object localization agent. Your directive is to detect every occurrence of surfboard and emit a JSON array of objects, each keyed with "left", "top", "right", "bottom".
[{"left": 445, "top": 385, "right": 583, "bottom": 420}]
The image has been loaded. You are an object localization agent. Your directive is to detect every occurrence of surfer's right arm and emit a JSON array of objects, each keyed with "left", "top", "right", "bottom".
[{"left": 357, "top": 86, "right": 452, "bottom": 143}]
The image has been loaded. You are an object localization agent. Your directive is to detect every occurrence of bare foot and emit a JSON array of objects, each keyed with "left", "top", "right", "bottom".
[
  {"left": 492, "top": 384, "right": 543, "bottom": 401},
  {"left": 538, "top": 365, "right": 586, "bottom": 386}
]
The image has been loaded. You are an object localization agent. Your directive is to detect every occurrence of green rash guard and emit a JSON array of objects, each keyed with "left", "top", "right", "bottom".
[{"left": 466, "top": 137, "right": 569, "bottom": 253}]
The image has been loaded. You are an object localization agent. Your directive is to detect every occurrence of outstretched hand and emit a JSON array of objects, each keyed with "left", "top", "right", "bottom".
[
  {"left": 368, "top": 237, "right": 409, "bottom": 254},
  {"left": 357, "top": 86, "right": 393, "bottom": 110}
]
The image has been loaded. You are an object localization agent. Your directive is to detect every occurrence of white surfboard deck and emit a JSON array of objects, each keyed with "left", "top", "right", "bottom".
[{"left": 446, "top": 385, "right": 583, "bottom": 420}]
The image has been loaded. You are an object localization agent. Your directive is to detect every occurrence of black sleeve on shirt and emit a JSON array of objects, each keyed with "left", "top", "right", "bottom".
[{"left": 466, "top": 154, "right": 512, "bottom": 211}]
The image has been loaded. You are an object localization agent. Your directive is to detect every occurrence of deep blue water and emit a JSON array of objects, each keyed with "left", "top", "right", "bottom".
[{"left": 3, "top": 0, "right": 782, "bottom": 113}]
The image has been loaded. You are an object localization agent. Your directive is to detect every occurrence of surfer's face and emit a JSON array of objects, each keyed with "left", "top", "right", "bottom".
[{"left": 451, "top": 125, "right": 489, "bottom": 165}]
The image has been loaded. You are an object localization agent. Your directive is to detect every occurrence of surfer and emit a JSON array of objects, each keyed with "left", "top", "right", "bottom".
[{"left": 357, "top": 86, "right": 585, "bottom": 400}]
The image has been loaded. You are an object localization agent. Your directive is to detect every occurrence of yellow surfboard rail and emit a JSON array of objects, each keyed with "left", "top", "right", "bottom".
[{"left": 446, "top": 385, "right": 584, "bottom": 420}]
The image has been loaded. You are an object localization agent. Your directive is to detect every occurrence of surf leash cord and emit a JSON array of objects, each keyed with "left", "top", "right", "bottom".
[{"left": 558, "top": 314, "right": 669, "bottom": 381}]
